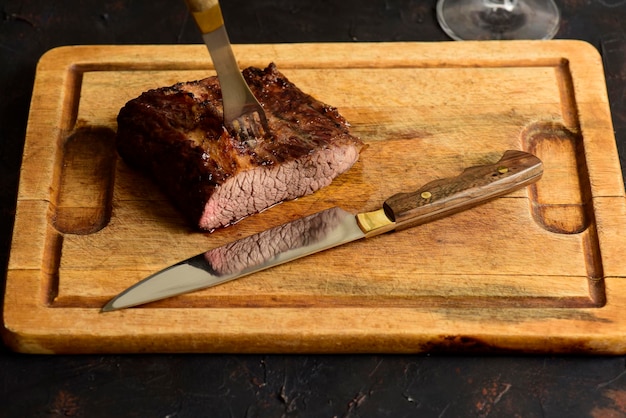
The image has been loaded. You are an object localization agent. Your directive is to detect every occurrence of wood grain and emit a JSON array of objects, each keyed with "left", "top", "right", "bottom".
[{"left": 3, "top": 41, "right": 626, "bottom": 354}]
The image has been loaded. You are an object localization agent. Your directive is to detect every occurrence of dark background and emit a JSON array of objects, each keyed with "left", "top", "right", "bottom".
[{"left": 2, "top": 1, "right": 626, "bottom": 416}]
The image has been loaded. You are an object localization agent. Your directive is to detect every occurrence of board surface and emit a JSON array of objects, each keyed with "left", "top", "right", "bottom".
[{"left": 3, "top": 41, "right": 626, "bottom": 354}]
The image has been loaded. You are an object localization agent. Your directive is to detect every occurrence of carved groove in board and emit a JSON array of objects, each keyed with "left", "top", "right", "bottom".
[
  {"left": 45, "top": 55, "right": 606, "bottom": 312},
  {"left": 51, "top": 126, "right": 117, "bottom": 234},
  {"left": 41, "top": 226, "right": 63, "bottom": 306},
  {"left": 583, "top": 226, "right": 606, "bottom": 307},
  {"left": 63, "top": 66, "right": 83, "bottom": 132},
  {"left": 522, "top": 121, "right": 592, "bottom": 234},
  {"left": 554, "top": 58, "right": 580, "bottom": 131},
  {"left": 49, "top": 294, "right": 603, "bottom": 310},
  {"left": 70, "top": 57, "right": 568, "bottom": 72},
  {"left": 521, "top": 121, "right": 605, "bottom": 306}
]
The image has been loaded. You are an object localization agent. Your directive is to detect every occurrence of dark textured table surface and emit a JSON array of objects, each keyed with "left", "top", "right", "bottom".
[{"left": 2, "top": 1, "right": 626, "bottom": 416}]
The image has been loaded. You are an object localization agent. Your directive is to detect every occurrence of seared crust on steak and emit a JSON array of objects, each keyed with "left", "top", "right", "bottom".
[{"left": 116, "top": 63, "right": 363, "bottom": 230}]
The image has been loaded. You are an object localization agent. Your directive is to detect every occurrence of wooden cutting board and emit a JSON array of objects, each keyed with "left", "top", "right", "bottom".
[{"left": 3, "top": 41, "right": 626, "bottom": 354}]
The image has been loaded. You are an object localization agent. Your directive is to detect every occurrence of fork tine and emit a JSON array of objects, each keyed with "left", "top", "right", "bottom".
[
  {"left": 233, "top": 111, "right": 268, "bottom": 140},
  {"left": 243, "top": 115, "right": 256, "bottom": 138},
  {"left": 250, "top": 111, "right": 267, "bottom": 137}
]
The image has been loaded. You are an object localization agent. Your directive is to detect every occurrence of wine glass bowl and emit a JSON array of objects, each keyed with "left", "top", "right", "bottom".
[{"left": 437, "top": 0, "right": 560, "bottom": 41}]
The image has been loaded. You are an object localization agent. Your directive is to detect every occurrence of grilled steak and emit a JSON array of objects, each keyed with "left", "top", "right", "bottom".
[{"left": 116, "top": 63, "right": 363, "bottom": 231}]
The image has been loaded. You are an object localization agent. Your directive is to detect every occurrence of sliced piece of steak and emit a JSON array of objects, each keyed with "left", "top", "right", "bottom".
[{"left": 116, "top": 63, "right": 364, "bottom": 231}]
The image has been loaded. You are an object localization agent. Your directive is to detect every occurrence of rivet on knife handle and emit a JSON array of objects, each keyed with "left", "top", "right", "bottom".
[{"left": 356, "top": 150, "right": 543, "bottom": 237}]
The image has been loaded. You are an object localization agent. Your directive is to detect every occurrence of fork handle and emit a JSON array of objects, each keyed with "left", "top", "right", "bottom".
[
  {"left": 184, "top": 0, "right": 256, "bottom": 125},
  {"left": 184, "top": 0, "right": 224, "bottom": 34}
]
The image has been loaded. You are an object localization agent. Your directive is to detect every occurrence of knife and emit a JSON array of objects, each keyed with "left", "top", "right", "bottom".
[{"left": 101, "top": 150, "right": 542, "bottom": 312}]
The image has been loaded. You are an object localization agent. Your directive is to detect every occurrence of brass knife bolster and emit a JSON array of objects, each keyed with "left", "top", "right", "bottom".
[{"left": 356, "top": 209, "right": 396, "bottom": 238}]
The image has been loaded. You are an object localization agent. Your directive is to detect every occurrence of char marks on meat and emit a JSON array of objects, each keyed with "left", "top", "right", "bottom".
[{"left": 116, "top": 63, "right": 363, "bottom": 231}]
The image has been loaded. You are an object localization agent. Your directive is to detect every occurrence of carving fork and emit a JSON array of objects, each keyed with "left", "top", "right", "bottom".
[{"left": 184, "top": 0, "right": 269, "bottom": 138}]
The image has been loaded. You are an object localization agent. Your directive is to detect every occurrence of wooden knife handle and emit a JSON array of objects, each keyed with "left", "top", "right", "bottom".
[{"left": 383, "top": 150, "right": 543, "bottom": 231}]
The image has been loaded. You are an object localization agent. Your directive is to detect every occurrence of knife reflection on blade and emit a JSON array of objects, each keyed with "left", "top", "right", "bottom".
[{"left": 101, "top": 150, "right": 542, "bottom": 312}]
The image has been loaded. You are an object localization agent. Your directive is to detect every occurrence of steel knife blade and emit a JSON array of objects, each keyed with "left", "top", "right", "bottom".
[{"left": 101, "top": 150, "right": 542, "bottom": 312}]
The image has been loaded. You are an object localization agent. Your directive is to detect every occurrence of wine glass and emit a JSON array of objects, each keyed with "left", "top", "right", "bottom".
[{"left": 436, "top": 0, "right": 560, "bottom": 41}]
